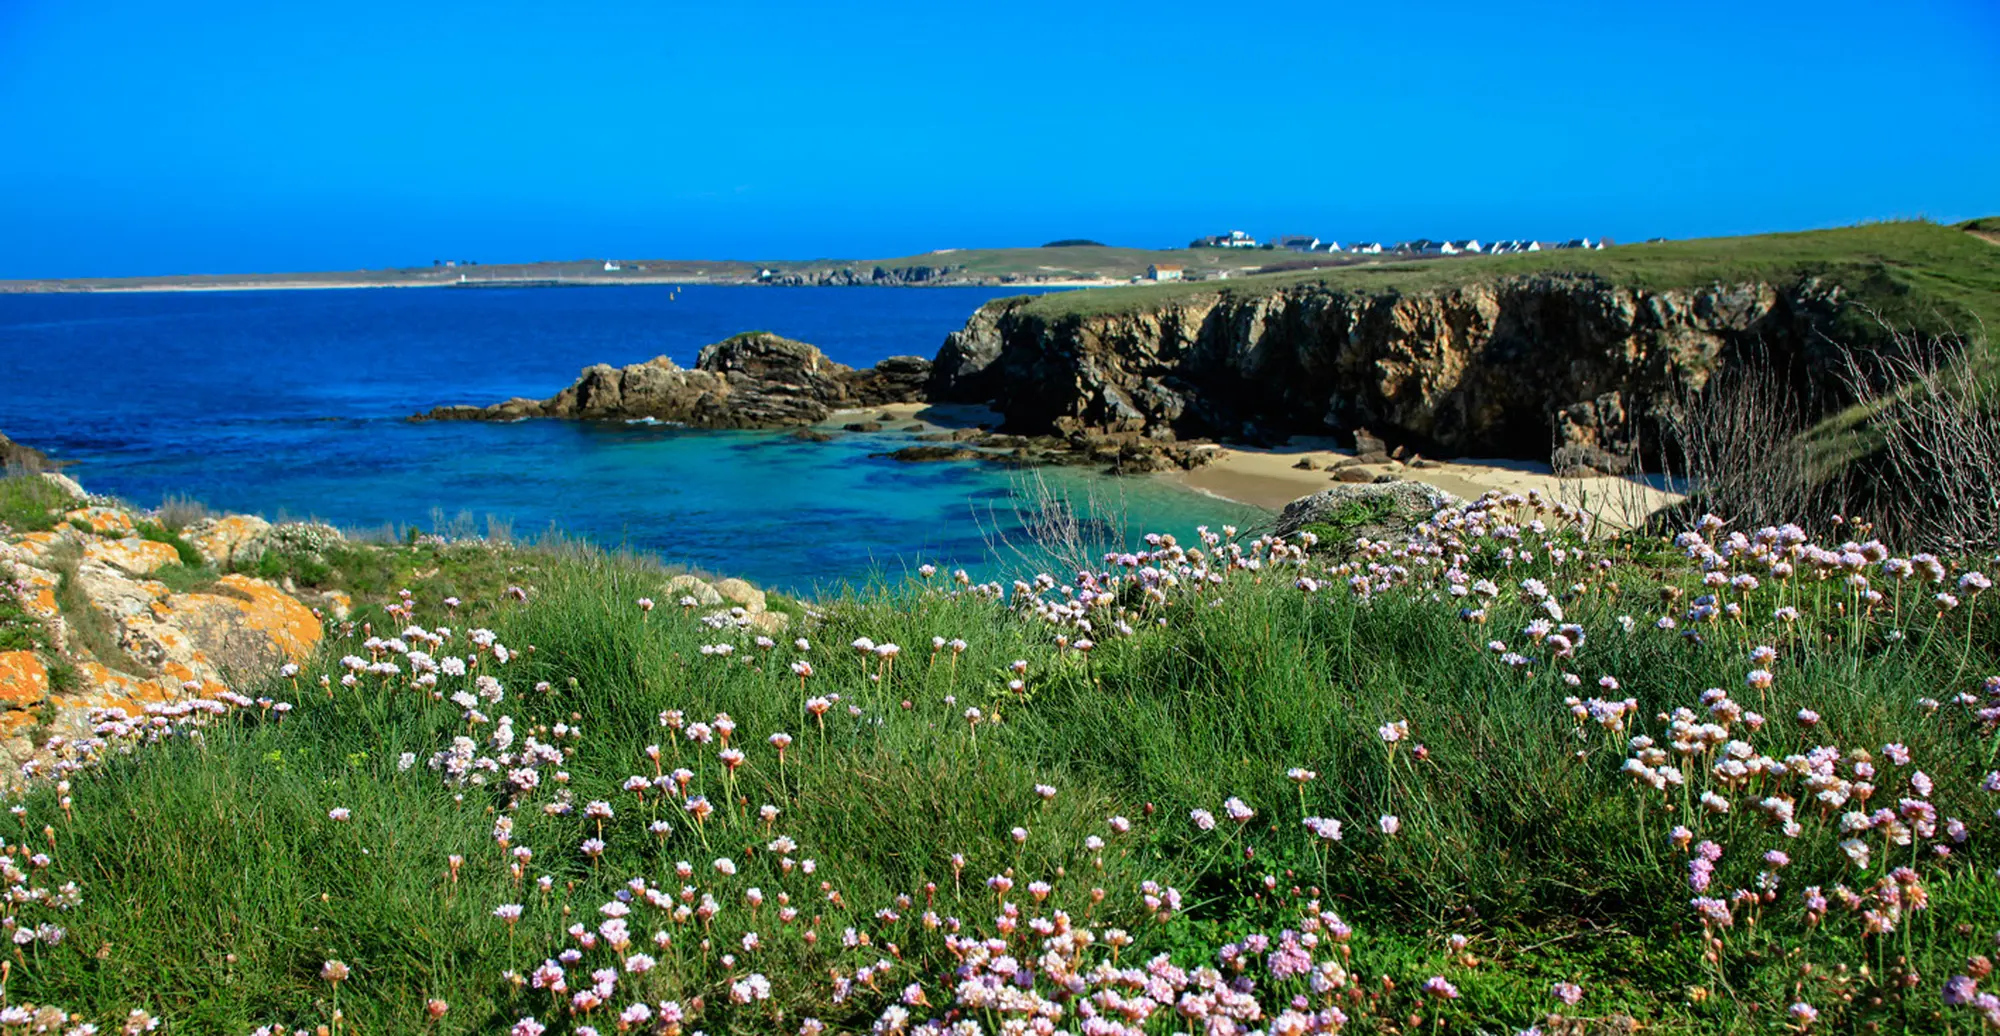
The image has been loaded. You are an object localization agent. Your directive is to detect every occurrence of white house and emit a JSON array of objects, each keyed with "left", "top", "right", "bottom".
[
  {"left": 1347, "top": 242, "right": 1383, "bottom": 254},
  {"left": 1148, "top": 263, "right": 1184, "bottom": 282},
  {"left": 1276, "top": 235, "right": 1320, "bottom": 253},
  {"left": 603, "top": 261, "right": 622, "bottom": 272},
  {"left": 1451, "top": 240, "right": 1483, "bottom": 254}
]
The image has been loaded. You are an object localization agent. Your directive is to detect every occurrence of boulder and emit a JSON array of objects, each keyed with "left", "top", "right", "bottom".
[
  {"left": 144, "top": 575, "right": 322, "bottom": 679},
  {"left": 711, "top": 578, "right": 767, "bottom": 614},
  {"left": 664, "top": 575, "right": 723, "bottom": 608},
  {"left": 185, "top": 514, "right": 273, "bottom": 567},
  {"left": 789, "top": 428, "right": 834, "bottom": 443},
  {"left": 844, "top": 422, "right": 883, "bottom": 433},
  {"left": 1275, "top": 482, "right": 1460, "bottom": 542}
]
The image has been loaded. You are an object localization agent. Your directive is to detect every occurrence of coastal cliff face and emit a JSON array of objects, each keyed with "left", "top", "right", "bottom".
[
  {"left": 417, "top": 332, "right": 932, "bottom": 427},
  {"left": 928, "top": 274, "right": 1857, "bottom": 463}
]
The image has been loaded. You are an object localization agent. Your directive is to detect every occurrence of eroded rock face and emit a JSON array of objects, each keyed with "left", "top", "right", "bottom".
[
  {"left": 415, "top": 332, "right": 932, "bottom": 428},
  {"left": 929, "top": 275, "right": 1856, "bottom": 461}
]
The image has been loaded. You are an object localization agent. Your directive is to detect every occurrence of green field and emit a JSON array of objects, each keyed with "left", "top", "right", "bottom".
[{"left": 1012, "top": 220, "right": 2000, "bottom": 338}]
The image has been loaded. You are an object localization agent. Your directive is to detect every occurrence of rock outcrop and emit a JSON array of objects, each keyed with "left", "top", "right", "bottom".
[
  {"left": 0, "top": 497, "right": 323, "bottom": 782},
  {"left": 927, "top": 275, "right": 1861, "bottom": 463},
  {"left": 0, "top": 431, "right": 56, "bottom": 472},
  {"left": 415, "top": 332, "right": 932, "bottom": 427}
]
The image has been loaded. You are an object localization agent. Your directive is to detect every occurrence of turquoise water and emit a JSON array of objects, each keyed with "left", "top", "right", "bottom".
[{"left": 0, "top": 285, "right": 1264, "bottom": 592}]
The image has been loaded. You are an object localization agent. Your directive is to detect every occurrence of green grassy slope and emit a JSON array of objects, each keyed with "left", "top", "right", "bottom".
[
  {"left": 1016, "top": 221, "right": 2000, "bottom": 337},
  {"left": 4, "top": 501, "right": 1998, "bottom": 1033}
]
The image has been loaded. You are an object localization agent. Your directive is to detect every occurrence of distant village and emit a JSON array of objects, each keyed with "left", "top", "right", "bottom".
[{"left": 1144, "top": 229, "right": 1612, "bottom": 281}]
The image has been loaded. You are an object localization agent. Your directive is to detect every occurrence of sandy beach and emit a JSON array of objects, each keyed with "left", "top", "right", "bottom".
[{"left": 1171, "top": 439, "right": 1683, "bottom": 526}]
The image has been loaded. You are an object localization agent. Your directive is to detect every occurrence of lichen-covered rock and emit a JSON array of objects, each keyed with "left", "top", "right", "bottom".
[
  {"left": 185, "top": 514, "right": 273, "bottom": 567},
  {"left": 147, "top": 575, "right": 322, "bottom": 677},
  {"left": 65, "top": 507, "right": 136, "bottom": 536},
  {"left": 83, "top": 537, "right": 180, "bottom": 576},
  {"left": 0, "top": 652, "right": 49, "bottom": 709},
  {"left": 73, "top": 562, "right": 170, "bottom": 621}
]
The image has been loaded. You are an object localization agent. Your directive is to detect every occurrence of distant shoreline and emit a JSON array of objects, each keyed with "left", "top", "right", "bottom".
[{"left": 5, "top": 275, "right": 1127, "bottom": 295}]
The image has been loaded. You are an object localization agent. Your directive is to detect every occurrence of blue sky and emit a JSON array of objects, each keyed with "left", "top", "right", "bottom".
[{"left": 1, "top": 0, "right": 1994, "bottom": 277}]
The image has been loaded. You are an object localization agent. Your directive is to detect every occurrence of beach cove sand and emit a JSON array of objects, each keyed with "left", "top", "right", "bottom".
[
  {"left": 1171, "top": 438, "right": 1683, "bottom": 528},
  {"left": 826, "top": 405, "right": 1683, "bottom": 531}
]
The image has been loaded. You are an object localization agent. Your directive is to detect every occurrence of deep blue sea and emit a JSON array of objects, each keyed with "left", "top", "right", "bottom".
[{"left": 0, "top": 285, "right": 1262, "bottom": 592}]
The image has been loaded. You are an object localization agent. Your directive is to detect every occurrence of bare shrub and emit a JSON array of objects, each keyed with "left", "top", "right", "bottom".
[
  {"left": 1839, "top": 332, "right": 2000, "bottom": 551},
  {"left": 975, "top": 468, "right": 1131, "bottom": 576},
  {"left": 156, "top": 494, "right": 212, "bottom": 533},
  {"left": 1660, "top": 351, "right": 1826, "bottom": 532}
]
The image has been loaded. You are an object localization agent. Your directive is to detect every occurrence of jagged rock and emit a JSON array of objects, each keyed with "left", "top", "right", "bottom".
[
  {"left": 1275, "top": 482, "right": 1461, "bottom": 541},
  {"left": 185, "top": 514, "right": 272, "bottom": 567},
  {"left": 711, "top": 578, "right": 766, "bottom": 614},
  {"left": 1353, "top": 429, "right": 1389, "bottom": 456},
  {"left": 414, "top": 333, "right": 932, "bottom": 429}
]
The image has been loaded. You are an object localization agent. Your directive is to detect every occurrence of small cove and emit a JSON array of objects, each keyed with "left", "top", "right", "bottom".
[{"left": 0, "top": 284, "right": 1265, "bottom": 593}]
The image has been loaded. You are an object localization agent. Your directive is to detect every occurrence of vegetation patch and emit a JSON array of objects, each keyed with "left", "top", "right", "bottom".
[
  {"left": 4, "top": 500, "right": 1996, "bottom": 1033},
  {"left": 0, "top": 474, "right": 68, "bottom": 534}
]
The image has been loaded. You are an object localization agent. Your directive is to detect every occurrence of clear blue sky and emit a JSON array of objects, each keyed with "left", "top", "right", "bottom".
[{"left": 1, "top": 0, "right": 1994, "bottom": 277}]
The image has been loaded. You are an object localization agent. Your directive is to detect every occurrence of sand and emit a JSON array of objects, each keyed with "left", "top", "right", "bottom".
[{"left": 1171, "top": 441, "right": 1683, "bottom": 527}]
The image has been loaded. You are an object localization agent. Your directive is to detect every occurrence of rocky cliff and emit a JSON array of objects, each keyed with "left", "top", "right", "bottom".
[
  {"left": 416, "top": 332, "right": 932, "bottom": 426},
  {"left": 928, "top": 274, "right": 1861, "bottom": 466}
]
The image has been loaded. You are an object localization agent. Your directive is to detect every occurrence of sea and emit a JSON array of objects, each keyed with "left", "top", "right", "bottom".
[{"left": 0, "top": 285, "right": 1264, "bottom": 593}]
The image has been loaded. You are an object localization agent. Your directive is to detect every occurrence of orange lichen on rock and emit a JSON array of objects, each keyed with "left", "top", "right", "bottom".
[
  {"left": 83, "top": 538, "right": 180, "bottom": 576},
  {"left": 64, "top": 508, "right": 136, "bottom": 535},
  {"left": 186, "top": 515, "right": 271, "bottom": 567},
  {"left": 0, "top": 652, "right": 50, "bottom": 708}
]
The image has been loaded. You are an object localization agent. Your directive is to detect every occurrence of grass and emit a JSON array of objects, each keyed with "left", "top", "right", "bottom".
[
  {"left": 47, "top": 541, "right": 150, "bottom": 678},
  {"left": 6, "top": 503, "right": 1998, "bottom": 1033},
  {"left": 0, "top": 473, "right": 70, "bottom": 534},
  {"left": 1010, "top": 220, "right": 2000, "bottom": 340}
]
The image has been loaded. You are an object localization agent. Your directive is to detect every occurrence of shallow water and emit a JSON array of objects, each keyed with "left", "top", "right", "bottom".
[{"left": 0, "top": 285, "right": 1264, "bottom": 592}]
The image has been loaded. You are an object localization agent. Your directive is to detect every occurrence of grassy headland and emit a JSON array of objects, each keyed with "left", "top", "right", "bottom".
[
  {"left": 1014, "top": 220, "right": 2000, "bottom": 340},
  {"left": 2, "top": 474, "right": 1996, "bottom": 1033}
]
